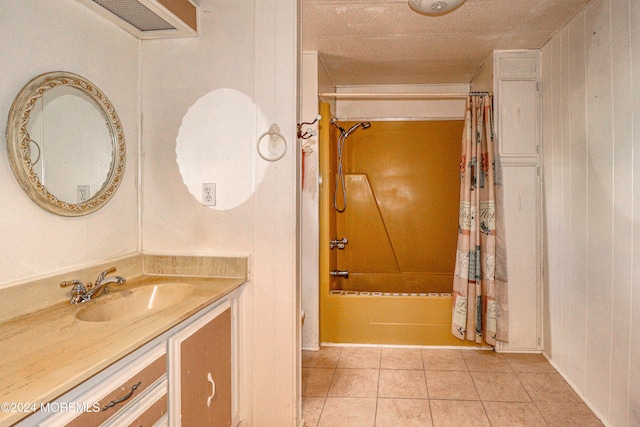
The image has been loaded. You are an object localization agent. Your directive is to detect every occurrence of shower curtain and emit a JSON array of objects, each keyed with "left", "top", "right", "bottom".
[{"left": 451, "top": 94, "right": 509, "bottom": 346}]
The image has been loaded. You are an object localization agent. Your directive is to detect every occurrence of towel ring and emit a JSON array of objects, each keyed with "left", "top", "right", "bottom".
[{"left": 257, "top": 123, "right": 287, "bottom": 162}]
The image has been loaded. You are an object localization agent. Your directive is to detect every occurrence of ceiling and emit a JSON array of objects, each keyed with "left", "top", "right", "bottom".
[{"left": 302, "top": 0, "right": 591, "bottom": 86}]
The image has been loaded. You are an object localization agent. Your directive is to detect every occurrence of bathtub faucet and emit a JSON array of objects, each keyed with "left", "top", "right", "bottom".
[
  {"left": 330, "top": 270, "right": 349, "bottom": 279},
  {"left": 330, "top": 237, "right": 348, "bottom": 250}
]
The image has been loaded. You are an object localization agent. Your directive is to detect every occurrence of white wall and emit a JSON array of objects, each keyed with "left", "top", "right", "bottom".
[
  {"left": 541, "top": 0, "right": 640, "bottom": 425},
  {"left": 318, "top": 56, "right": 336, "bottom": 115},
  {"left": 140, "top": 0, "right": 299, "bottom": 424},
  {"left": 300, "top": 52, "right": 339, "bottom": 351},
  {"left": 471, "top": 55, "right": 494, "bottom": 93},
  {"left": 0, "top": 0, "right": 139, "bottom": 285},
  {"left": 300, "top": 52, "right": 321, "bottom": 351}
]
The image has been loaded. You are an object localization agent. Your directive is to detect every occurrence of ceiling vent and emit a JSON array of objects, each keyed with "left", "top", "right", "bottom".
[{"left": 76, "top": 0, "right": 198, "bottom": 39}]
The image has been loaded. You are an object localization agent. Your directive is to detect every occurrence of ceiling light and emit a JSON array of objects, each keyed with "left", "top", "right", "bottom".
[{"left": 408, "top": 0, "right": 467, "bottom": 16}]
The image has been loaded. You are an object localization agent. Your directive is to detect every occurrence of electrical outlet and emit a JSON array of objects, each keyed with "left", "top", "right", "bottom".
[
  {"left": 202, "top": 183, "right": 216, "bottom": 206},
  {"left": 77, "top": 185, "right": 90, "bottom": 203}
]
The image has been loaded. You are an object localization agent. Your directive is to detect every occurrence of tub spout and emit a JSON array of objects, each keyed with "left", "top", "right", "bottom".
[{"left": 330, "top": 270, "right": 349, "bottom": 279}]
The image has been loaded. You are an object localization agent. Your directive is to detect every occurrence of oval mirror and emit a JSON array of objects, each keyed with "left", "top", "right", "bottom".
[{"left": 6, "top": 71, "right": 125, "bottom": 216}]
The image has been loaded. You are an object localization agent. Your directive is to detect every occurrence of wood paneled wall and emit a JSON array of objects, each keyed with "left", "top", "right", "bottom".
[{"left": 541, "top": 1, "right": 640, "bottom": 425}]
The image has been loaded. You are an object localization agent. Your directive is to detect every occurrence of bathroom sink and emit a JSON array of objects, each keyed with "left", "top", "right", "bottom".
[{"left": 75, "top": 283, "right": 196, "bottom": 322}]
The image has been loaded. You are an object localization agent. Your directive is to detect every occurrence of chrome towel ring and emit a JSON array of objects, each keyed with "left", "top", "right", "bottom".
[{"left": 257, "top": 123, "right": 287, "bottom": 162}]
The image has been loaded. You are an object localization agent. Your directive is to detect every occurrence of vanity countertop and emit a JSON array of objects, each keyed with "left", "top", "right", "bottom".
[{"left": 0, "top": 275, "right": 245, "bottom": 427}]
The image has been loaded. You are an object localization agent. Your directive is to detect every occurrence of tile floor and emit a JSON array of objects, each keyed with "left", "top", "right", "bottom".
[{"left": 302, "top": 346, "right": 604, "bottom": 427}]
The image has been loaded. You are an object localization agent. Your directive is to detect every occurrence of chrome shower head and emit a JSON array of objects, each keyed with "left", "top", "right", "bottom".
[
  {"left": 331, "top": 119, "right": 371, "bottom": 136},
  {"left": 345, "top": 121, "right": 371, "bottom": 137}
]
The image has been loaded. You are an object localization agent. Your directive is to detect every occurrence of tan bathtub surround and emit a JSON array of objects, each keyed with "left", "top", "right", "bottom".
[{"left": 0, "top": 254, "right": 247, "bottom": 427}]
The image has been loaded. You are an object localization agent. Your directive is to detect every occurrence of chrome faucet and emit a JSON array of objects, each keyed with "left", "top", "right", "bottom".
[
  {"left": 60, "top": 267, "right": 126, "bottom": 304},
  {"left": 59, "top": 280, "right": 88, "bottom": 304},
  {"left": 90, "top": 267, "right": 127, "bottom": 299}
]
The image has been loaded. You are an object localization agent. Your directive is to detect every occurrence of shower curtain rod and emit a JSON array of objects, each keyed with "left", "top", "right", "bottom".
[{"left": 318, "top": 91, "right": 492, "bottom": 99}]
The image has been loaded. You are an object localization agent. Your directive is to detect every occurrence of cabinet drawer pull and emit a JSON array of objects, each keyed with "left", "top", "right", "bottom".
[
  {"left": 207, "top": 372, "right": 216, "bottom": 407},
  {"left": 102, "top": 381, "right": 141, "bottom": 411}
]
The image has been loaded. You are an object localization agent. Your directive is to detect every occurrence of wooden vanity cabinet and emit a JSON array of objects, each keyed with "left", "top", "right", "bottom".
[
  {"left": 169, "top": 301, "right": 232, "bottom": 427},
  {"left": 18, "top": 291, "right": 240, "bottom": 427}
]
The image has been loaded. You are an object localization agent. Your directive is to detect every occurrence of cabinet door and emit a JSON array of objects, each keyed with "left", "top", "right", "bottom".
[
  {"left": 169, "top": 303, "right": 232, "bottom": 427},
  {"left": 498, "top": 79, "right": 539, "bottom": 157},
  {"left": 501, "top": 164, "right": 540, "bottom": 351}
]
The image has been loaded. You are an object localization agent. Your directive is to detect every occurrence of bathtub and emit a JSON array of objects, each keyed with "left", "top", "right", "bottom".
[{"left": 320, "top": 274, "right": 479, "bottom": 347}]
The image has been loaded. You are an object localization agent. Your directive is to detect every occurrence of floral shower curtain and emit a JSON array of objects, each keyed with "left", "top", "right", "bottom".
[{"left": 451, "top": 94, "right": 509, "bottom": 346}]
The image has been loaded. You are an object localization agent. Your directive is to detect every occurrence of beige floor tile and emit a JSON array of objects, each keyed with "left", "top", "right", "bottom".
[
  {"left": 375, "top": 398, "right": 433, "bottom": 427},
  {"left": 425, "top": 370, "right": 479, "bottom": 400},
  {"left": 318, "top": 397, "right": 377, "bottom": 427},
  {"left": 378, "top": 369, "right": 428, "bottom": 398},
  {"left": 302, "top": 368, "right": 335, "bottom": 397},
  {"left": 517, "top": 372, "right": 582, "bottom": 403},
  {"left": 483, "top": 401, "right": 547, "bottom": 426},
  {"left": 305, "top": 347, "right": 601, "bottom": 427},
  {"left": 302, "top": 397, "right": 325, "bottom": 427},
  {"left": 504, "top": 353, "right": 557, "bottom": 373},
  {"left": 536, "top": 401, "right": 604, "bottom": 426},
  {"left": 471, "top": 372, "right": 531, "bottom": 402},
  {"left": 380, "top": 347, "right": 424, "bottom": 370},
  {"left": 430, "top": 400, "right": 491, "bottom": 427},
  {"left": 303, "top": 346, "right": 343, "bottom": 368},
  {"left": 462, "top": 350, "right": 512, "bottom": 372},
  {"left": 421, "top": 349, "right": 467, "bottom": 371},
  {"left": 337, "top": 347, "right": 382, "bottom": 369},
  {"left": 328, "top": 368, "right": 379, "bottom": 397}
]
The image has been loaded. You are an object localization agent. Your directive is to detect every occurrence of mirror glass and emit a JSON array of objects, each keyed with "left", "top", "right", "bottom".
[
  {"left": 27, "top": 85, "right": 114, "bottom": 203},
  {"left": 6, "top": 72, "right": 125, "bottom": 216}
]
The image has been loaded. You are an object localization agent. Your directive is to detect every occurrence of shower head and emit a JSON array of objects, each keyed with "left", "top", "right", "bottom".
[
  {"left": 331, "top": 119, "right": 371, "bottom": 136},
  {"left": 345, "top": 121, "right": 372, "bottom": 137},
  {"left": 333, "top": 120, "right": 371, "bottom": 213}
]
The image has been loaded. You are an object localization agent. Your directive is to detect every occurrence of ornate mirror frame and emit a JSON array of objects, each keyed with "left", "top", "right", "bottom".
[{"left": 6, "top": 71, "right": 125, "bottom": 216}]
